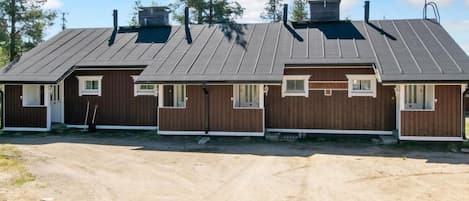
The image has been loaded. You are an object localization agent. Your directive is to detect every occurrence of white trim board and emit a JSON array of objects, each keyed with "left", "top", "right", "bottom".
[
  {"left": 3, "top": 127, "right": 50, "bottom": 132},
  {"left": 399, "top": 136, "right": 465, "bottom": 142},
  {"left": 67, "top": 125, "right": 158, "bottom": 131},
  {"left": 159, "top": 130, "right": 265, "bottom": 137},
  {"left": 267, "top": 128, "right": 393, "bottom": 135}
]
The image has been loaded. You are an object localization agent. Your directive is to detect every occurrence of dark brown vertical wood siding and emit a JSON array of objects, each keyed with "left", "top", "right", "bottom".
[
  {"left": 64, "top": 70, "right": 158, "bottom": 126},
  {"left": 208, "top": 86, "right": 263, "bottom": 132},
  {"left": 159, "top": 85, "right": 205, "bottom": 131},
  {"left": 265, "top": 85, "right": 396, "bottom": 130},
  {"left": 401, "top": 85, "right": 462, "bottom": 137},
  {"left": 265, "top": 67, "right": 396, "bottom": 131},
  {"left": 159, "top": 85, "right": 264, "bottom": 132},
  {"left": 5, "top": 85, "right": 47, "bottom": 128}
]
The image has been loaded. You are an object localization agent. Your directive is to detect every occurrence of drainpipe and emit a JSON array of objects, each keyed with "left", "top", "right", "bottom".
[{"left": 202, "top": 83, "right": 209, "bottom": 134}]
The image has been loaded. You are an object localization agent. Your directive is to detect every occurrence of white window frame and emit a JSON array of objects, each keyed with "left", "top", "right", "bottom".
[
  {"left": 131, "top": 76, "right": 158, "bottom": 96},
  {"left": 77, "top": 76, "right": 103, "bottom": 96},
  {"left": 158, "top": 84, "right": 187, "bottom": 109},
  {"left": 282, "top": 75, "right": 310, "bottom": 97},
  {"left": 346, "top": 74, "right": 377, "bottom": 98},
  {"left": 400, "top": 84, "right": 435, "bottom": 111},
  {"left": 233, "top": 84, "right": 264, "bottom": 109}
]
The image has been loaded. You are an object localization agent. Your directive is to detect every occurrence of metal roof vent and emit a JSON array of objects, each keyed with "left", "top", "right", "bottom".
[
  {"left": 138, "top": 6, "right": 170, "bottom": 27},
  {"left": 308, "top": 0, "right": 341, "bottom": 22}
]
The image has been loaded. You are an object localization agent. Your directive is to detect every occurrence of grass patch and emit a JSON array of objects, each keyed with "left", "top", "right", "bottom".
[{"left": 0, "top": 145, "right": 35, "bottom": 186}]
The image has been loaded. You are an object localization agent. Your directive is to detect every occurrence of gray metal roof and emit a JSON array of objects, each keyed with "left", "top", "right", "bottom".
[{"left": 0, "top": 19, "right": 468, "bottom": 83}]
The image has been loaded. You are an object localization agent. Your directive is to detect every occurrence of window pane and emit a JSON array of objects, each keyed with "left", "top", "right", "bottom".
[
  {"left": 85, "top": 80, "right": 98, "bottom": 90},
  {"left": 352, "top": 80, "right": 371, "bottom": 91},
  {"left": 286, "top": 80, "right": 305, "bottom": 92},
  {"left": 139, "top": 84, "right": 154, "bottom": 90},
  {"left": 404, "top": 85, "right": 434, "bottom": 110},
  {"left": 286, "top": 80, "right": 296, "bottom": 91},
  {"left": 352, "top": 80, "right": 361, "bottom": 90},
  {"left": 236, "top": 85, "right": 259, "bottom": 108},
  {"left": 361, "top": 80, "right": 371, "bottom": 90}
]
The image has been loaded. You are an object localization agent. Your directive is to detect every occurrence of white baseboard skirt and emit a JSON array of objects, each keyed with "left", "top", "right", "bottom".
[
  {"left": 266, "top": 128, "right": 393, "bottom": 135},
  {"left": 159, "top": 130, "right": 264, "bottom": 137},
  {"left": 399, "top": 136, "right": 464, "bottom": 142},
  {"left": 66, "top": 125, "right": 158, "bottom": 131},
  {"left": 3, "top": 127, "right": 50, "bottom": 132}
]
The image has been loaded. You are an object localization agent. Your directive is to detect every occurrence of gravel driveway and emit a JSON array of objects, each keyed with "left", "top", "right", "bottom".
[{"left": 1, "top": 135, "right": 469, "bottom": 201}]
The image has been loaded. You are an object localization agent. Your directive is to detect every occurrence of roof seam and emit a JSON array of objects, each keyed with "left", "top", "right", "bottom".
[
  {"left": 252, "top": 24, "right": 270, "bottom": 74},
  {"left": 235, "top": 24, "right": 257, "bottom": 74},
  {"left": 337, "top": 38, "right": 343, "bottom": 59},
  {"left": 151, "top": 27, "right": 187, "bottom": 74},
  {"left": 41, "top": 29, "right": 102, "bottom": 74},
  {"left": 47, "top": 29, "right": 110, "bottom": 74},
  {"left": 201, "top": 28, "right": 225, "bottom": 75},
  {"left": 321, "top": 31, "right": 325, "bottom": 58},
  {"left": 74, "top": 30, "right": 115, "bottom": 67},
  {"left": 306, "top": 26, "right": 309, "bottom": 59},
  {"left": 270, "top": 24, "right": 282, "bottom": 74},
  {"left": 421, "top": 21, "right": 464, "bottom": 73},
  {"left": 88, "top": 30, "right": 128, "bottom": 61},
  {"left": 406, "top": 20, "right": 443, "bottom": 73},
  {"left": 109, "top": 34, "right": 139, "bottom": 60},
  {"left": 391, "top": 20, "right": 422, "bottom": 73},
  {"left": 17, "top": 29, "right": 86, "bottom": 75},
  {"left": 362, "top": 21, "right": 383, "bottom": 75},
  {"left": 12, "top": 30, "right": 74, "bottom": 69},
  {"left": 353, "top": 38, "right": 360, "bottom": 58},
  {"left": 149, "top": 26, "right": 182, "bottom": 59},
  {"left": 185, "top": 25, "right": 218, "bottom": 74},
  {"left": 169, "top": 26, "right": 207, "bottom": 74},
  {"left": 378, "top": 20, "right": 403, "bottom": 74}
]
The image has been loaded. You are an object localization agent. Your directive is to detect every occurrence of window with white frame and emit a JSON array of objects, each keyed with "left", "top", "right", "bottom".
[
  {"left": 131, "top": 76, "right": 157, "bottom": 96},
  {"left": 234, "top": 84, "right": 260, "bottom": 108},
  {"left": 77, "top": 76, "right": 103, "bottom": 96},
  {"left": 22, "top": 85, "right": 45, "bottom": 107},
  {"left": 403, "top": 85, "right": 434, "bottom": 110},
  {"left": 162, "top": 85, "right": 186, "bottom": 108},
  {"left": 346, "top": 75, "right": 377, "bottom": 97},
  {"left": 282, "top": 75, "right": 310, "bottom": 97}
]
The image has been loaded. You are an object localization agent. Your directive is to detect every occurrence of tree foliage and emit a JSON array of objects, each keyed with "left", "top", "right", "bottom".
[
  {"left": 261, "top": 0, "right": 283, "bottom": 23},
  {"left": 291, "top": 0, "right": 307, "bottom": 22},
  {"left": 130, "top": 0, "right": 142, "bottom": 26},
  {"left": 0, "top": 0, "right": 56, "bottom": 62},
  {"left": 170, "top": 0, "right": 244, "bottom": 25}
]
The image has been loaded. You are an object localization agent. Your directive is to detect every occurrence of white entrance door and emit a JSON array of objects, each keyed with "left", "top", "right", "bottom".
[{"left": 50, "top": 83, "right": 63, "bottom": 123}]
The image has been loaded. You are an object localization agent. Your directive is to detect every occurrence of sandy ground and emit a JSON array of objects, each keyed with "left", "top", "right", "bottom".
[{"left": 1, "top": 136, "right": 469, "bottom": 201}]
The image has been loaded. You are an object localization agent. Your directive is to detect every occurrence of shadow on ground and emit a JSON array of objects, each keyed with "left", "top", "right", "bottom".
[{"left": 0, "top": 130, "right": 468, "bottom": 165}]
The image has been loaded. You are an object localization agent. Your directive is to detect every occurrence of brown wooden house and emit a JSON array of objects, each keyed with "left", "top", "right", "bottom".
[{"left": 1, "top": 1, "right": 468, "bottom": 141}]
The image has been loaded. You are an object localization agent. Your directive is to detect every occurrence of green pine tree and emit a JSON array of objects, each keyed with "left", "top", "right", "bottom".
[
  {"left": 291, "top": 0, "right": 307, "bottom": 22},
  {"left": 261, "top": 0, "right": 283, "bottom": 23},
  {"left": 0, "top": 0, "right": 57, "bottom": 62}
]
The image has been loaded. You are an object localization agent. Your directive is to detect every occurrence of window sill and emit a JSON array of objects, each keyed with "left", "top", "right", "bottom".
[
  {"left": 233, "top": 107, "right": 263, "bottom": 110},
  {"left": 160, "top": 106, "right": 186, "bottom": 109},
  {"left": 23, "top": 105, "right": 47, "bottom": 108},
  {"left": 349, "top": 91, "right": 376, "bottom": 97},
  {"left": 402, "top": 109, "right": 435, "bottom": 112},
  {"left": 282, "top": 92, "right": 308, "bottom": 97}
]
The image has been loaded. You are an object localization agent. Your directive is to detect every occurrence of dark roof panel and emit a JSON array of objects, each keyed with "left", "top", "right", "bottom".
[{"left": 1, "top": 19, "right": 468, "bottom": 83}]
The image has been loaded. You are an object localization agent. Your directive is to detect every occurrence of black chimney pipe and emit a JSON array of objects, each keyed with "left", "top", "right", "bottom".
[
  {"left": 113, "top": 9, "right": 118, "bottom": 30},
  {"left": 283, "top": 4, "right": 288, "bottom": 24},
  {"left": 364, "top": 1, "right": 370, "bottom": 23},
  {"left": 184, "top": 7, "right": 190, "bottom": 27}
]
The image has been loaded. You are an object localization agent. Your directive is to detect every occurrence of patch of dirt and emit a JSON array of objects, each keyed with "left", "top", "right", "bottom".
[{"left": 1, "top": 136, "right": 469, "bottom": 201}]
